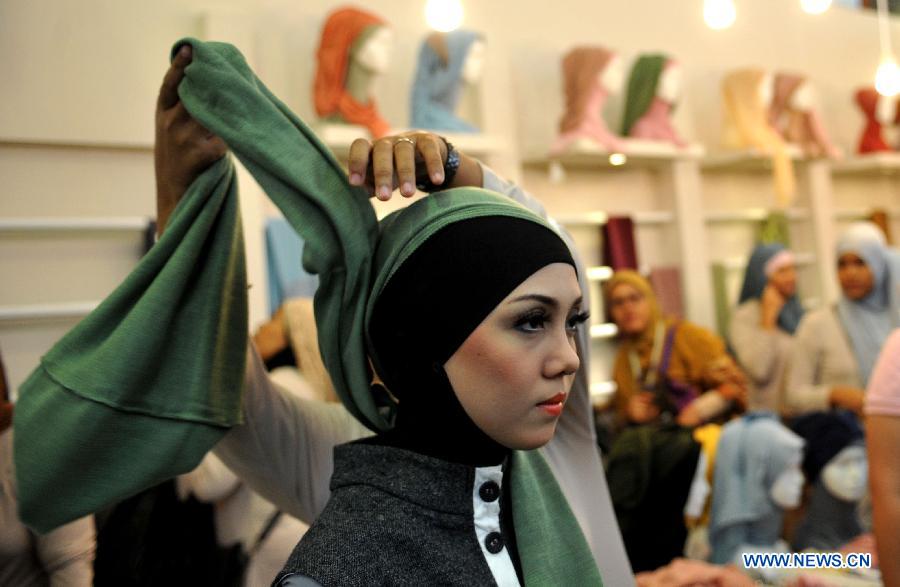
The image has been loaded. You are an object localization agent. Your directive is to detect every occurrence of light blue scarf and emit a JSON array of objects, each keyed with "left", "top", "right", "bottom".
[
  {"left": 409, "top": 30, "right": 481, "bottom": 132},
  {"left": 835, "top": 222, "right": 900, "bottom": 386},
  {"left": 709, "top": 413, "right": 805, "bottom": 564}
]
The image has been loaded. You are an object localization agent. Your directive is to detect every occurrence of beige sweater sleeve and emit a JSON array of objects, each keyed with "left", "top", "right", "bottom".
[
  {"left": 784, "top": 308, "right": 861, "bottom": 415},
  {"left": 729, "top": 300, "right": 781, "bottom": 384},
  {"left": 35, "top": 516, "right": 96, "bottom": 587},
  {"left": 214, "top": 343, "right": 371, "bottom": 524}
]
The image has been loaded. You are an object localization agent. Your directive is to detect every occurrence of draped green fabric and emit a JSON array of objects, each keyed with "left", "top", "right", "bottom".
[
  {"left": 758, "top": 211, "right": 791, "bottom": 247},
  {"left": 512, "top": 450, "right": 604, "bottom": 586},
  {"left": 712, "top": 262, "right": 732, "bottom": 339},
  {"left": 621, "top": 54, "right": 667, "bottom": 136},
  {"left": 13, "top": 38, "right": 602, "bottom": 584}
]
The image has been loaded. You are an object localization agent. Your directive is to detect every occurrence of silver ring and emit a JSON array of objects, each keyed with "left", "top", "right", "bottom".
[{"left": 394, "top": 137, "right": 416, "bottom": 147}]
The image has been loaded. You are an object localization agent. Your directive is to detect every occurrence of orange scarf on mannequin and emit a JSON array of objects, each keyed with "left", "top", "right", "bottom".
[{"left": 314, "top": 7, "right": 390, "bottom": 138}]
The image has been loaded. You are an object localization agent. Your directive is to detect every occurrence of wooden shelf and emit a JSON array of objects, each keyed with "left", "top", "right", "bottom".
[
  {"left": 831, "top": 153, "right": 900, "bottom": 176},
  {"left": 527, "top": 139, "right": 703, "bottom": 171},
  {"left": 0, "top": 217, "right": 150, "bottom": 232},
  {"left": 590, "top": 323, "right": 618, "bottom": 339},
  {"left": 314, "top": 124, "right": 507, "bottom": 159},
  {"left": 714, "top": 251, "right": 816, "bottom": 270},
  {"left": 0, "top": 301, "right": 97, "bottom": 322},
  {"left": 833, "top": 208, "right": 900, "bottom": 221},
  {"left": 704, "top": 208, "right": 809, "bottom": 223},
  {"left": 586, "top": 266, "right": 613, "bottom": 282},
  {"left": 0, "top": 138, "right": 153, "bottom": 153},
  {"left": 555, "top": 210, "right": 675, "bottom": 226},
  {"left": 701, "top": 146, "right": 806, "bottom": 172}
]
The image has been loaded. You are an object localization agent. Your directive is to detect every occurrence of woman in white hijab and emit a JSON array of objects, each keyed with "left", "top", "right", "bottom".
[{"left": 785, "top": 222, "right": 900, "bottom": 418}]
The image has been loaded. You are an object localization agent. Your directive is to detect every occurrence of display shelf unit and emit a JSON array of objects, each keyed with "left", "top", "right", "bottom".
[
  {"left": 535, "top": 139, "right": 704, "bottom": 171},
  {"left": 0, "top": 301, "right": 98, "bottom": 322},
  {"left": 0, "top": 217, "right": 150, "bottom": 232},
  {"left": 315, "top": 123, "right": 509, "bottom": 160},
  {"left": 700, "top": 146, "right": 804, "bottom": 172},
  {"left": 699, "top": 152, "right": 838, "bottom": 312}
]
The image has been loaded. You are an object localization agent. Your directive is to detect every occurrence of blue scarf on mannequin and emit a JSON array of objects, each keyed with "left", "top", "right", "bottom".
[{"left": 410, "top": 29, "right": 481, "bottom": 132}]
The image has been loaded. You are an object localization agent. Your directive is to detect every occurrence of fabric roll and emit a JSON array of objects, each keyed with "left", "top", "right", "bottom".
[
  {"left": 648, "top": 266, "right": 684, "bottom": 318},
  {"left": 602, "top": 216, "right": 639, "bottom": 271}
]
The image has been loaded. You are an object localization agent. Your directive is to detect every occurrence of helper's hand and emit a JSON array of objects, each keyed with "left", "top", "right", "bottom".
[
  {"left": 154, "top": 45, "right": 227, "bottom": 235},
  {"left": 347, "top": 131, "right": 483, "bottom": 201}
]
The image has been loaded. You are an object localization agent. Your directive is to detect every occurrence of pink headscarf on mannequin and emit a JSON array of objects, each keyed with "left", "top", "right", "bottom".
[
  {"left": 768, "top": 72, "right": 839, "bottom": 159},
  {"left": 551, "top": 46, "right": 625, "bottom": 154}
]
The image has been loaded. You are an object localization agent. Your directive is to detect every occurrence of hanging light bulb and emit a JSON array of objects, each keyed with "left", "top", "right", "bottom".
[
  {"left": 704, "top": 0, "right": 737, "bottom": 30},
  {"left": 425, "top": 0, "right": 464, "bottom": 32},
  {"left": 874, "top": 0, "right": 900, "bottom": 96},
  {"left": 876, "top": 57, "right": 900, "bottom": 96},
  {"left": 800, "top": 0, "right": 832, "bottom": 14}
]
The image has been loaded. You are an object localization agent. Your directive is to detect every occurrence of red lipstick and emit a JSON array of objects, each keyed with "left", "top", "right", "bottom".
[{"left": 537, "top": 393, "right": 566, "bottom": 416}]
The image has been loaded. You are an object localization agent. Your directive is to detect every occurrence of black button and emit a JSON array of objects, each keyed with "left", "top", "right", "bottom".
[
  {"left": 479, "top": 480, "right": 500, "bottom": 503},
  {"left": 485, "top": 531, "right": 504, "bottom": 554}
]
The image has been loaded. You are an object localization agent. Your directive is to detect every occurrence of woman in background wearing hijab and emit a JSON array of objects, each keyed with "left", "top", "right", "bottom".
[
  {"left": 605, "top": 270, "right": 748, "bottom": 430},
  {"left": 729, "top": 244, "right": 803, "bottom": 413},
  {"left": 786, "top": 222, "right": 900, "bottom": 418}
]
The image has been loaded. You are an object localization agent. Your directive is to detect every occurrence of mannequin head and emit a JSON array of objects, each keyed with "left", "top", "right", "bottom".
[
  {"left": 657, "top": 61, "right": 683, "bottom": 103},
  {"left": 599, "top": 54, "right": 626, "bottom": 94},
  {"left": 353, "top": 25, "right": 394, "bottom": 74},
  {"left": 876, "top": 92, "right": 895, "bottom": 125},
  {"left": 821, "top": 444, "right": 867, "bottom": 502},
  {"left": 770, "top": 462, "right": 805, "bottom": 509},
  {"left": 759, "top": 72, "right": 775, "bottom": 107},
  {"left": 790, "top": 80, "right": 815, "bottom": 112},
  {"left": 461, "top": 39, "right": 486, "bottom": 84}
]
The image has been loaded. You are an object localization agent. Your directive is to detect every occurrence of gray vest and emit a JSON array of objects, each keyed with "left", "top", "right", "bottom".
[{"left": 275, "top": 442, "right": 514, "bottom": 586}]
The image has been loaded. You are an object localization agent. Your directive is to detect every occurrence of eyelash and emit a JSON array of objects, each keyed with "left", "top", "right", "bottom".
[{"left": 514, "top": 309, "right": 590, "bottom": 334}]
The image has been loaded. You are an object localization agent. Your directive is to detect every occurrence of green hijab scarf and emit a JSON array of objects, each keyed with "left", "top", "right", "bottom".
[
  {"left": 14, "top": 38, "right": 600, "bottom": 585},
  {"left": 621, "top": 54, "right": 668, "bottom": 136}
]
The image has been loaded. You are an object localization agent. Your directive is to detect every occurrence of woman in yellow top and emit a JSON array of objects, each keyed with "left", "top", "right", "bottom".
[{"left": 605, "top": 270, "right": 747, "bottom": 428}]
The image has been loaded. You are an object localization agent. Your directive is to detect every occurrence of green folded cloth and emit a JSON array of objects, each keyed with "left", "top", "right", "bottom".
[
  {"left": 14, "top": 38, "right": 603, "bottom": 585},
  {"left": 15, "top": 37, "right": 377, "bottom": 533}
]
